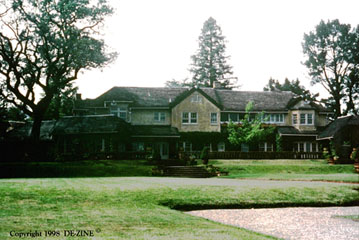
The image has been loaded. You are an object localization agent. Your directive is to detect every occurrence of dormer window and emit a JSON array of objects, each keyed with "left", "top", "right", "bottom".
[
  {"left": 300, "top": 113, "right": 314, "bottom": 125},
  {"left": 292, "top": 114, "right": 298, "bottom": 124}
]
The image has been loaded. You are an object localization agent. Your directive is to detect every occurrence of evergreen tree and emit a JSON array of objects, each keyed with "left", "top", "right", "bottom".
[
  {"left": 263, "top": 77, "right": 318, "bottom": 101},
  {"left": 189, "top": 17, "right": 237, "bottom": 89}
]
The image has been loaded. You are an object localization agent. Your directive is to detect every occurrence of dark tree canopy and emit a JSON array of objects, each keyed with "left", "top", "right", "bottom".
[
  {"left": 263, "top": 77, "right": 318, "bottom": 102},
  {"left": 302, "top": 19, "right": 359, "bottom": 118},
  {"left": 0, "top": 0, "right": 117, "bottom": 140},
  {"left": 189, "top": 17, "right": 237, "bottom": 89}
]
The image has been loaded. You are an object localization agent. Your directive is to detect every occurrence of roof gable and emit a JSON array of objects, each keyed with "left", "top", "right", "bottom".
[{"left": 169, "top": 87, "right": 222, "bottom": 109}]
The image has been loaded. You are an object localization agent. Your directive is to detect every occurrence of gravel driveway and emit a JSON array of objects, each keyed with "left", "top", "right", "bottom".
[{"left": 187, "top": 206, "right": 359, "bottom": 240}]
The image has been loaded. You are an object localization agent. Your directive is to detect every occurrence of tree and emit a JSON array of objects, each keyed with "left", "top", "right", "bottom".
[
  {"left": 302, "top": 19, "right": 359, "bottom": 118},
  {"left": 164, "top": 78, "right": 190, "bottom": 88},
  {"left": 43, "top": 83, "right": 78, "bottom": 120},
  {"left": 263, "top": 77, "right": 318, "bottom": 101},
  {"left": 0, "top": 0, "right": 116, "bottom": 141},
  {"left": 189, "top": 17, "right": 237, "bottom": 89},
  {"left": 227, "top": 102, "right": 274, "bottom": 146}
]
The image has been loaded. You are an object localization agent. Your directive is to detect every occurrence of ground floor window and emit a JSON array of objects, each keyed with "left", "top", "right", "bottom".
[
  {"left": 241, "top": 143, "right": 249, "bottom": 152},
  {"left": 181, "top": 141, "right": 192, "bottom": 152},
  {"left": 217, "top": 142, "right": 225, "bottom": 152},
  {"left": 293, "top": 142, "right": 318, "bottom": 152},
  {"left": 132, "top": 142, "right": 145, "bottom": 152},
  {"left": 259, "top": 142, "right": 273, "bottom": 152}
]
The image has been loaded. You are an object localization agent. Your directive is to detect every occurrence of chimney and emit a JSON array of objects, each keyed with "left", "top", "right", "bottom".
[
  {"left": 213, "top": 81, "right": 221, "bottom": 89},
  {"left": 76, "top": 93, "right": 82, "bottom": 100}
]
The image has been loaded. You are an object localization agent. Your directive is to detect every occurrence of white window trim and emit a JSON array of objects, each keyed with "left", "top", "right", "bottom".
[
  {"left": 210, "top": 112, "right": 218, "bottom": 125},
  {"left": 261, "top": 114, "right": 285, "bottom": 124},
  {"left": 259, "top": 142, "right": 273, "bottom": 152},
  {"left": 182, "top": 112, "right": 198, "bottom": 124},
  {"left": 299, "top": 113, "right": 314, "bottom": 125},
  {"left": 154, "top": 112, "right": 166, "bottom": 122},
  {"left": 292, "top": 114, "right": 298, "bottom": 125},
  {"left": 218, "top": 142, "right": 225, "bottom": 152},
  {"left": 294, "top": 142, "right": 318, "bottom": 152},
  {"left": 191, "top": 94, "right": 202, "bottom": 103}
]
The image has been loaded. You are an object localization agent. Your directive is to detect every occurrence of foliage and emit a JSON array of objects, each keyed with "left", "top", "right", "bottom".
[
  {"left": 0, "top": 0, "right": 117, "bottom": 141},
  {"left": 228, "top": 102, "right": 274, "bottom": 145},
  {"left": 275, "top": 134, "right": 283, "bottom": 152},
  {"left": 189, "top": 17, "right": 237, "bottom": 89},
  {"left": 302, "top": 19, "right": 359, "bottom": 118},
  {"left": 263, "top": 77, "right": 318, "bottom": 101},
  {"left": 43, "top": 83, "right": 78, "bottom": 120},
  {"left": 164, "top": 78, "right": 190, "bottom": 88},
  {"left": 200, "top": 146, "right": 210, "bottom": 165},
  {"left": 329, "top": 141, "right": 338, "bottom": 157}
]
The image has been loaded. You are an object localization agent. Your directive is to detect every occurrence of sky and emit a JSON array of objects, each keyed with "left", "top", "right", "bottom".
[{"left": 76, "top": 0, "right": 359, "bottom": 99}]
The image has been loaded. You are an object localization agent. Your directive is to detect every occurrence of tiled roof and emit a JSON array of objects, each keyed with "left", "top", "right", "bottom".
[
  {"left": 81, "top": 87, "right": 309, "bottom": 112},
  {"left": 7, "top": 120, "right": 56, "bottom": 140},
  {"left": 52, "top": 115, "right": 130, "bottom": 135},
  {"left": 92, "top": 87, "right": 188, "bottom": 108},
  {"left": 317, "top": 115, "right": 359, "bottom": 140}
]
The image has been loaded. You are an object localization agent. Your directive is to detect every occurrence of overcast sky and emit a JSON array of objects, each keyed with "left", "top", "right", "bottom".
[{"left": 76, "top": 0, "right": 359, "bottom": 99}]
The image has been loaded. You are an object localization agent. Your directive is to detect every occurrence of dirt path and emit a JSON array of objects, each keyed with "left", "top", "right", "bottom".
[{"left": 188, "top": 206, "right": 359, "bottom": 240}]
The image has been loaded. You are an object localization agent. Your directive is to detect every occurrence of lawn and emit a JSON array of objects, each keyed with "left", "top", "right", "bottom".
[
  {"left": 210, "top": 159, "right": 359, "bottom": 183},
  {"left": 1, "top": 177, "right": 358, "bottom": 239}
]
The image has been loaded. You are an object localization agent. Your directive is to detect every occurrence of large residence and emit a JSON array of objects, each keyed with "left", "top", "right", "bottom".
[{"left": 65, "top": 85, "right": 333, "bottom": 160}]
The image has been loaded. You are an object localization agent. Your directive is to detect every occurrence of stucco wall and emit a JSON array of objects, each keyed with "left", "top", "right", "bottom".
[
  {"left": 131, "top": 109, "right": 171, "bottom": 125},
  {"left": 171, "top": 91, "right": 221, "bottom": 132}
]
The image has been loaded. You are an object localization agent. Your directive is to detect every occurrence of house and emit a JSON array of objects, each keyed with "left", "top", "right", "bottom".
[
  {"left": 71, "top": 86, "right": 332, "bottom": 159},
  {"left": 317, "top": 115, "right": 359, "bottom": 161}
]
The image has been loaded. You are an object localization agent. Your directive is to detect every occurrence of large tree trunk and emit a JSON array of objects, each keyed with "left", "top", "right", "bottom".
[{"left": 28, "top": 95, "right": 53, "bottom": 160}]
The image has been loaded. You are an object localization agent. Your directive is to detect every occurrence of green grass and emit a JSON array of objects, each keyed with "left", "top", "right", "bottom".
[
  {"left": 210, "top": 159, "right": 359, "bottom": 183},
  {"left": 0, "top": 160, "right": 154, "bottom": 178},
  {"left": 1, "top": 177, "right": 358, "bottom": 239},
  {"left": 333, "top": 215, "right": 359, "bottom": 221}
]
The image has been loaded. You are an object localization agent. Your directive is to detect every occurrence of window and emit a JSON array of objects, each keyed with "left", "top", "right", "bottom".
[
  {"left": 229, "top": 113, "right": 239, "bottom": 122},
  {"left": 154, "top": 112, "right": 165, "bottom": 122},
  {"left": 292, "top": 114, "right": 298, "bottom": 124},
  {"left": 110, "top": 107, "right": 127, "bottom": 120},
  {"left": 211, "top": 112, "right": 218, "bottom": 124},
  {"left": 241, "top": 143, "right": 249, "bottom": 152},
  {"left": 293, "top": 142, "right": 318, "bottom": 152},
  {"left": 259, "top": 142, "right": 273, "bottom": 152},
  {"left": 190, "top": 112, "right": 197, "bottom": 123},
  {"left": 262, "top": 114, "right": 284, "bottom": 123},
  {"left": 191, "top": 94, "right": 202, "bottom": 103},
  {"left": 132, "top": 142, "right": 144, "bottom": 152},
  {"left": 182, "top": 112, "right": 189, "bottom": 123},
  {"left": 300, "top": 113, "right": 314, "bottom": 125},
  {"left": 307, "top": 114, "right": 313, "bottom": 124},
  {"left": 182, "top": 112, "right": 197, "bottom": 124},
  {"left": 300, "top": 114, "right": 306, "bottom": 124},
  {"left": 183, "top": 142, "right": 192, "bottom": 152},
  {"left": 218, "top": 142, "right": 225, "bottom": 152}
]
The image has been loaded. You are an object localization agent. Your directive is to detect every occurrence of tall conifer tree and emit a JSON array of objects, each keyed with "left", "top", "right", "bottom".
[{"left": 190, "top": 17, "right": 237, "bottom": 89}]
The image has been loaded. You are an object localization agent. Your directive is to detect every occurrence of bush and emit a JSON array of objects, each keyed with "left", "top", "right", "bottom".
[{"left": 200, "top": 147, "right": 209, "bottom": 165}]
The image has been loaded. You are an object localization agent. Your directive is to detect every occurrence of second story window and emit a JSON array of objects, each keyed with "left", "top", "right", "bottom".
[
  {"left": 210, "top": 112, "right": 218, "bottom": 124},
  {"left": 110, "top": 107, "right": 127, "bottom": 120},
  {"left": 154, "top": 112, "right": 165, "bottom": 122},
  {"left": 300, "top": 113, "right": 314, "bottom": 125},
  {"left": 182, "top": 112, "right": 197, "bottom": 124},
  {"left": 292, "top": 114, "right": 298, "bottom": 124}
]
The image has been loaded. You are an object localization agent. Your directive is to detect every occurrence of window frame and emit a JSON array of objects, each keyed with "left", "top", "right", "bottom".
[
  {"left": 210, "top": 112, "right": 218, "bottom": 124},
  {"left": 154, "top": 112, "right": 166, "bottom": 122},
  {"left": 182, "top": 112, "right": 198, "bottom": 124}
]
